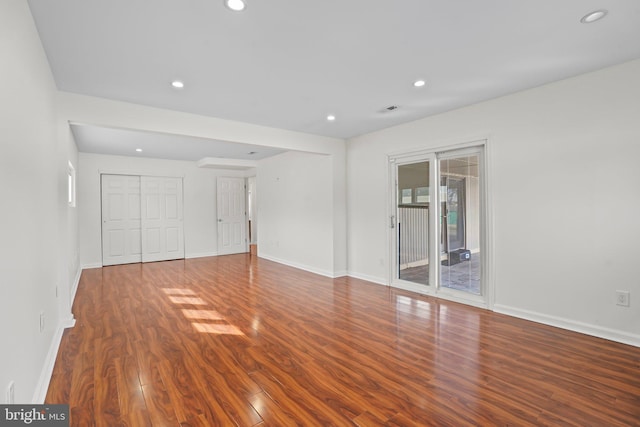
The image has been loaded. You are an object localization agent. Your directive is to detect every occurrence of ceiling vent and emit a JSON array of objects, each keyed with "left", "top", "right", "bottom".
[{"left": 379, "top": 105, "right": 400, "bottom": 113}]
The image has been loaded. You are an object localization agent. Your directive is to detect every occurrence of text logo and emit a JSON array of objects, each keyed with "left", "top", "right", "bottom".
[{"left": 0, "top": 405, "right": 69, "bottom": 426}]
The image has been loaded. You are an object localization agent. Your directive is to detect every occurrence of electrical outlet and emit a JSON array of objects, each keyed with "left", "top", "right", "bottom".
[
  {"left": 39, "top": 312, "right": 45, "bottom": 332},
  {"left": 616, "top": 290, "right": 630, "bottom": 307},
  {"left": 6, "top": 381, "right": 14, "bottom": 404}
]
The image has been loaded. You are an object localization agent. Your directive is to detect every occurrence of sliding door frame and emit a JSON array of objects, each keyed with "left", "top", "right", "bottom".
[{"left": 387, "top": 139, "right": 493, "bottom": 309}]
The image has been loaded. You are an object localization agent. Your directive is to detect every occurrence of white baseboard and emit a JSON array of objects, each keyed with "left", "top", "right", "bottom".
[
  {"left": 70, "top": 267, "right": 82, "bottom": 308},
  {"left": 333, "top": 270, "right": 348, "bottom": 278},
  {"left": 389, "top": 282, "right": 430, "bottom": 298},
  {"left": 79, "top": 257, "right": 638, "bottom": 348},
  {"left": 494, "top": 304, "right": 640, "bottom": 348},
  {"left": 32, "top": 318, "right": 76, "bottom": 403},
  {"left": 259, "top": 253, "right": 337, "bottom": 278},
  {"left": 346, "top": 273, "right": 638, "bottom": 347},
  {"left": 185, "top": 251, "right": 218, "bottom": 259},
  {"left": 356, "top": 276, "right": 487, "bottom": 309},
  {"left": 347, "top": 271, "right": 388, "bottom": 286},
  {"left": 81, "top": 263, "right": 102, "bottom": 269}
]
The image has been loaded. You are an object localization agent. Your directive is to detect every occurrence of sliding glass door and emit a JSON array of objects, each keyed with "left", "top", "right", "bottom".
[
  {"left": 396, "top": 159, "right": 432, "bottom": 286},
  {"left": 439, "top": 153, "right": 481, "bottom": 295},
  {"left": 391, "top": 145, "right": 485, "bottom": 305}
]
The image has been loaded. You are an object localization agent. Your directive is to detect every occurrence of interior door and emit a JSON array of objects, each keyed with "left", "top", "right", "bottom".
[
  {"left": 217, "top": 177, "right": 247, "bottom": 255},
  {"left": 101, "top": 175, "right": 142, "bottom": 266},
  {"left": 140, "top": 176, "right": 185, "bottom": 262}
]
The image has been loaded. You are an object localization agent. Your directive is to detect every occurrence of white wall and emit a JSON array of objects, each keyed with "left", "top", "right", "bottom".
[
  {"left": 347, "top": 59, "right": 640, "bottom": 346},
  {"left": 258, "top": 151, "right": 336, "bottom": 277},
  {"left": 331, "top": 147, "right": 348, "bottom": 276},
  {"left": 56, "top": 119, "right": 80, "bottom": 326},
  {"left": 56, "top": 92, "right": 347, "bottom": 277},
  {"left": 79, "top": 149, "right": 348, "bottom": 278},
  {"left": 79, "top": 153, "right": 250, "bottom": 267},
  {"left": 57, "top": 92, "right": 344, "bottom": 156},
  {"left": 0, "top": 0, "right": 78, "bottom": 403}
]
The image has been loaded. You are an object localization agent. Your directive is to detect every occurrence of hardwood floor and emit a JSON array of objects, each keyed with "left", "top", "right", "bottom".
[{"left": 46, "top": 255, "right": 640, "bottom": 426}]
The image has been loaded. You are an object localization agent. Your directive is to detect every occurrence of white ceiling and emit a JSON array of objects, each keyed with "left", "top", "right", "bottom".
[
  {"left": 28, "top": 0, "right": 640, "bottom": 160},
  {"left": 71, "top": 124, "right": 285, "bottom": 161}
]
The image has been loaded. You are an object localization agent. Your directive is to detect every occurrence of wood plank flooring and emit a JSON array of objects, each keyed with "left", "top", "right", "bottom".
[{"left": 46, "top": 255, "right": 640, "bottom": 426}]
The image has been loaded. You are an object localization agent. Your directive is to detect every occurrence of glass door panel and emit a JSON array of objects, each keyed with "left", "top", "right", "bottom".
[
  {"left": 397, "top": 161, "right": 430, "bottom": 286},
  {"left": 439, "top": 155, "right": 481, "bottom": 295}
]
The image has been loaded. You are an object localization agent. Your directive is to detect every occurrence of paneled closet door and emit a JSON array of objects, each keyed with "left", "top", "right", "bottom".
[
  {"left": 101, "top": 175, "right": 142, "bottom": 266},
  {"left": 141, "top": 176, "right": 185, "bottom": 263},
  {"left": 101, "top": 174, "right": 184, "bottom": 266}
]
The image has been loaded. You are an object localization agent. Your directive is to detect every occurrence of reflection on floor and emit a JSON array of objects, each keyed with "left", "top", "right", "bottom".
[{"left": 399, "top": 254, "right": 481, "bottom": 294}]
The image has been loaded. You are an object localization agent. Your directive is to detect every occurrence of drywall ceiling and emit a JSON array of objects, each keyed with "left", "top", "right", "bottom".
[
  {"left": 29, "top": 0, "right": 640, "bottom": 145},
  {"left": 71, "top": 124, "right": 286, "bottom": 162}
]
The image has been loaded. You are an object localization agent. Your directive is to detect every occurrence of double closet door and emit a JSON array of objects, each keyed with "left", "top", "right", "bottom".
[{"left": 101, "top": 174, "right": 184, "bottom": 266}]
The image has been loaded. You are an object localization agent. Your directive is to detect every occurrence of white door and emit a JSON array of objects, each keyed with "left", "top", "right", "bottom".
[
  {"left": 101, "top": 175, "right": 142, "bottom": 266},
  {"left": 217, "top": 177, "right": 247, "bottom": 255},
  {"left": 141, "top": 176, "right": 185, "bottom": 262}
]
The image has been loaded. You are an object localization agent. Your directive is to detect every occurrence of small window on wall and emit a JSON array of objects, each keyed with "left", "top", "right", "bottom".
[
  {"left": 67, "top": 161, "right": 76, "bottom": 207},
  {"left": 401, "top": 188, "right": 412, "bottom": 204}
]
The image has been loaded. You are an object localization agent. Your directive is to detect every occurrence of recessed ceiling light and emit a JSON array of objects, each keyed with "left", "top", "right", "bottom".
[
  {"left": 580, "top": 9, "right": 607, "bottom": 23},
  {"left": 171, "top": 80, "right": 184, "bottom": 89},
  {"left": 135, "top": 148, "right": 142, "bottom": 152},
  {"left": 225, "top": 0, "right": 246, "bottom": 11},
  {"left": 413, "top": 80, "right": 426, "bottom": 88},
  {"left": 327, "top": 115, "right": 336, "bottom": 121}
]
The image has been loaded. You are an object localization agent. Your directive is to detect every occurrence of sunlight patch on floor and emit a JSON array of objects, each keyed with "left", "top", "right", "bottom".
[
  {"left": 162, "top": 288, "right": 197, "bottom": 295},
  {"left": 168, "top": 296, "right": 207, "bottom": 305},
  {"left": 182, "top": 309, "right": 225, "bottom": 320},
  {"left": 161, "top": 287, "right": 245, "bottom": 336},
  {"left": 192, "top": 323, "right": 245, "bottom": 336}
]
